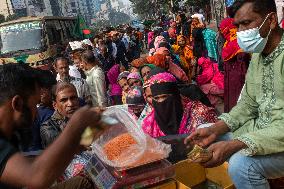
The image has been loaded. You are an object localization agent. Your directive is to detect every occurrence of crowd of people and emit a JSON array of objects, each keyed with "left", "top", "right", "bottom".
[{"left": 1, "top": 0, "right": 284, "bottom": 188}]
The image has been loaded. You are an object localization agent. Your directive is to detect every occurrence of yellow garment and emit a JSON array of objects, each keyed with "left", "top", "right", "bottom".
[{"left": 172, "top": 35, "right": 194, "bottom": 81}]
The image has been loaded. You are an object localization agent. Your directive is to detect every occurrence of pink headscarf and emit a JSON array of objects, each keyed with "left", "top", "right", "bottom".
[
  {"left": 148, "top": 32, "right": 155, "bottom": 47},
  {"left": 144, "top": 72, "right": 176, "bottom": 88},
  {"left": 154, "top": 36, "right": 166, "bottom": 49},
  {"left": 127, "top": 72, "right": 142, "bottom": 81},
  {"left": 196, "top": 57, "right": 224, "bottom": 90},
  {"left": 142, "top": 71, "right": 217, "bottom": 138},
  {"left": 107, "top": 64, "right": 122, "bottom": 96}
]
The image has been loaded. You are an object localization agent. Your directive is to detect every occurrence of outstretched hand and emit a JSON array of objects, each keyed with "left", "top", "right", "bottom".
[
  {"left": 68, "top": 106, "right": 105, "bottom": 130},
  {"left": 184, "top": 127, "right": 217, "bottom": 148}
]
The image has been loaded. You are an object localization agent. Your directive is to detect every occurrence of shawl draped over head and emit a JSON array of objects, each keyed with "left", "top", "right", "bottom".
[
  {"left": 146, "top": 54, "right": 168, "bottom": 69},
  {"left": 127, "top": 72, "right": 142, "bottom": 82},
  {"left": 202, "top": 29, "right": 218, "bottom": 61},
  {"left": 155, "top": 47, "right": 189, "bottom": 82},
  {"left": 126, "top": 86, "right": 145, "bottom": 105},
  {"left": 172, "top": 35, "right": 193, "bottom": 73},
  {"left": 190, "top": 17, "right": 205, "bottom": 41},
  {"left": 131, "top": 57, "right": 148, "bottom": 68},
  {"left": 148, "top": 31, "right": 155, "bottom": 45},
  {"left": 149, "top": 35, "right": 167, "bottom": 55},
  {"left": 191, "top": 14, "right": 205, "bottom": 26},
  {"left": 154, "top": 36, "right": 167, "bottom": 49},
  {"left": 117, "top": 71, "right": 130, "bottom": 82},
  {"left": 107, "top": 64, "right": 122, "bottom": 96},
  {"left": 142, "top": 72, "right": 183, "bottom": 136},
  {"left": 219, "top": 18, "right": 243, "bottom": 62},
  {"left": 142, "top": 70, "right": 218, "bottom": 138},
  {"left": 197, "top": 57, "right": 224, "bottom": 90}
]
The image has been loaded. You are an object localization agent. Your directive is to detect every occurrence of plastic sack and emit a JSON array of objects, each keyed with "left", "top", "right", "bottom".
[{"left": 91, "top": 106, "right": 172, "bottom": 169}]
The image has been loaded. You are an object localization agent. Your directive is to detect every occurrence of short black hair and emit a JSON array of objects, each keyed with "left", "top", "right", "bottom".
[
  {"left": 81, "top": 50, "right": 97, "bottom": 64},
  {"left": 35, "top": 69, "right": 57, "bottom": 89},
  {"left": 0, "top": 64, "right": 39, "bottom": 106},
  {"left": 231, "top": 0, "right": 277, "bottom": 18},
  {"left": 51, "top": 82, "right": 77, "bottom": 101}
]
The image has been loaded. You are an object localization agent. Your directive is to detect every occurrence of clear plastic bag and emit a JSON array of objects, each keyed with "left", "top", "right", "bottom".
[
  {"left": 91, "top": 106, "right": 172, "bottom": 169},
  {"left": 92, "top": 106, "right": 147, "bottom": 168}
]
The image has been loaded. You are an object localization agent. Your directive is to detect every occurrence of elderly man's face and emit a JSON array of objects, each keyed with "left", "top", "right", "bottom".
[
  {"left": 53, "top": 87, "right": 80, "bottom": 118},
  {"left": 234, "top": 2, "right": 276, "bottom": 38},
  {"left": 55, "top": 60, "right": 69, "bottom": 80}
]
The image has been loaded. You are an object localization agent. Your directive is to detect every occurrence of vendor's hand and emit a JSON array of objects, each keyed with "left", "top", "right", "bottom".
[
  {"left": 184, "top": 127, "right": 217, "bottom": 148},
  {"left": 68, "top": 106, "right": 105, "bottom": 130},
  {"left": 201, "top": 140, "right": 247, "bottom": 168}
]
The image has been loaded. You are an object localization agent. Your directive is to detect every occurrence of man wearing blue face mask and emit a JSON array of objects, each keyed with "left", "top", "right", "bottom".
[{"left": 185, "top": 0, "right": 284, "bottom": 188}]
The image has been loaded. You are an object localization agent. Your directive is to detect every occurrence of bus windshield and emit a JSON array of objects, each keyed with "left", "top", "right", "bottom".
[{"left": 0, "top": 21, "right": 42, "bottom": 54}]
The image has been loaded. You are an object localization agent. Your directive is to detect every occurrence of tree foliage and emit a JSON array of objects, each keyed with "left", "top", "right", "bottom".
[
  {"left": 129, "top": 0, "right": 211, "bottom": 18},
  {"left": 129, "top": 0, "right": 171, "bottom": 19},
  {"left": 109, "top": 10, "right": 131, "bottom": 26}
]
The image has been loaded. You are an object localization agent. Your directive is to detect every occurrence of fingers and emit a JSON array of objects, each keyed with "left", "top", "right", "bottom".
[
  {"left": 201, "top": 157, "right": 218, "bottom": 168},
  {"left": 184, "top": 128, "right": 203, "bottom": 144},
  {"left": 200, "top": 143, "right": 223, "bottom": 168},
  {"left": 196, "top": 133, "right": 217, "bottom": 148},
  {"left": 184, "top": 128, "right": 215, "bottom": 147}
]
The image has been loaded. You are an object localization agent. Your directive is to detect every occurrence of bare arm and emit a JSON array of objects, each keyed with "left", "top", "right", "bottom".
[{"left": 0, "top": 106, "right": 100, "bottom": 189}]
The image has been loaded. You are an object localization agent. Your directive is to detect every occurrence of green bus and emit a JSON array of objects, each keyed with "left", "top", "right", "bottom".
[{"left": 0, "top": 16, "right": 76, "bottom": 68}]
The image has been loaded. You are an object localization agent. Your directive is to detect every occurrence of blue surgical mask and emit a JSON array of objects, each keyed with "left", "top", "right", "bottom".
[{"left": 237, "top": 14, "right": 272, "bottom": 53}]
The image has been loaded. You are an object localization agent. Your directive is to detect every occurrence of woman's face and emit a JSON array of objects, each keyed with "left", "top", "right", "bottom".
[
  {"left": 73, "top": 58, "right": 81, "bottom": 68},
  {"left": 144, "top": 87, "right": 153, "bottom": 105},
  {"left": 141, "top": 66, "right": 152, "bottom": 81},
  {"left": 152, "top": 94, "right": 172, "bottom": 103},
  {"left": 98, "top": 39, "right": 104, "bottom": 46},
  {"left": 192, "top": 18, "right": 199, "bottom": 26},
  {"left": 128, "top": 78, "right": 142, "bottom": 88},
  {"left": 163, "top": 50, "right": 170, "bottom": 57},
  {"left": 120, "top": 65, "right": 126, "bottom": 73},
  {"left": 118, "top": 78, "right": 130, "bottom": 93},
  {"left": 178, "top": 37, "right": 186, "bottom": 46},
  {"left": 130, "top": 66, "right": 139, "bottom": 73}
]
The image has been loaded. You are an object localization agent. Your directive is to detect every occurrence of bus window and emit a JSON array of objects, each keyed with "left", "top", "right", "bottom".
[
  {"left": 60, "top": 20, "right": 68, "bottom": 39},
  {"left": 46, "top": 21, "right": 61, "bottom": 45}
]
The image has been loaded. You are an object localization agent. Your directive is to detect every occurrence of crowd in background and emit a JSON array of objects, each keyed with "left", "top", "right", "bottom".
[{"left": 9, "top": 5, "right": 253, "bottom": 182}]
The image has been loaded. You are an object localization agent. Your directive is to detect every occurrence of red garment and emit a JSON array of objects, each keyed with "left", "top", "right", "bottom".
[
  {"left": 224, "top": 53, "right": 250, "bottom": 112},
  {"left": 196, "top": 57, "right": 224, "bottom": 90},
  {"left": 219, "top": 18, "right": 242, "bottom": 62},
  {"left": 169, "top": 62, "right": 189, "bottom": 82},
  {"left": 146, "top": 54, "right": 168, "bottom": 69},
  {"left": 219, "top": 18, "right": 251, "bottom": 113}
]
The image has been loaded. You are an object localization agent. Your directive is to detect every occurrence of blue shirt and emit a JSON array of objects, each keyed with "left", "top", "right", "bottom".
[{"left": 29, "top": 105, "right": 54, "bottom": 151}]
